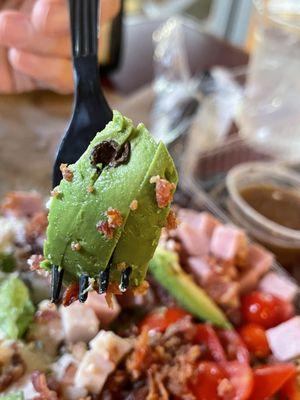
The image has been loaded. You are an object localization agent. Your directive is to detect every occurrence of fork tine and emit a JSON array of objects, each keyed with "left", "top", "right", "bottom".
[
  {"left": 119, "top": 266, "right": 132, "bottom": 293},
  {"left": 79, "top": 274, "right": 89, "bottom": 302},
  {"left": 51, "top": 265, "right": 64, "bottom": 304},
  {"left": 99, "top": 266, "right": 110, "bottom": 294},
  {"left": 69, "top": 0, "right": 99, "bottom": 58}
]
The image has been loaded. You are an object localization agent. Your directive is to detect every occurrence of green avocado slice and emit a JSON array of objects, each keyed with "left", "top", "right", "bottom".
[
  {"left": 149, "top": 247, "right": 232, "bottom": 329},
  {"left": 44, "top": 111, "right": 178, "bottom": 287}
]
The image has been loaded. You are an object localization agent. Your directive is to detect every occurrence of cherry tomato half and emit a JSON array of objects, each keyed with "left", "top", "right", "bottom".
[
  {"left": 241, "top": 291, "right": 293, "bottom": 329},
  {"left": 139, "top": 307, "right": 189, "bottom": 333},
  {"left": 189, "top": 361, "right": 227, "bottom": 400},
  {"left": 217, "top": 329, "right": 250, "bottom": 364},
  {"left": 280, "top": 374, "right": 300, "bottom": 400},
  {"left": 249, "top": 363, "right": 296, "bottom": 400},
  {"left": 193, "top": 324, "right": 226, "bottom": 363},
  {"left": 239, "top": 323, "right": 270, "bottom": 358}
]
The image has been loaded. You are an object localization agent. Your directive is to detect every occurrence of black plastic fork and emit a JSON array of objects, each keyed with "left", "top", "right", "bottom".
[
  {"left": 52, "top": 0, "right": 112, "bottom": 187},
  {"left": 51, "top": 0, "right": 131, "bottom": 303}
]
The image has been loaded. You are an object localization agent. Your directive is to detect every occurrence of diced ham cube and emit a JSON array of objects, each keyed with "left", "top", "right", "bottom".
[
  {"left": 175, "top": 211, "right": 220, "bottom": 257},
  {"left": 74, "top": 351, "right": 114, "bottom": 394},
  {"left": 188, "top": 257, "right": 214, "bottom": 285},
  {"left": 60, "top": 303, "right": 99, "bottom": 343},
  {"left": 239, "top": 244, "right": 273, "bottom": 294},
  {"left": 90, "top": 330, "right": 133, "bottom": 364},
  {"left": 259, "top": 272, "right": 298, "bottom": 303},
  {"left": 266, "top": 317, "right": 300, "bottom": 361},
  {"left": 178, "top": 210, "right": 220, "bottom": 236},
  {"left": 210, "top": 225, "right": 248, "bottom": 265},
  {"left": 85, "top": 291, "right": 120, "bottom": 326},
  {"left": 176, "top": 223, "right": 210, "bottom": 257}
]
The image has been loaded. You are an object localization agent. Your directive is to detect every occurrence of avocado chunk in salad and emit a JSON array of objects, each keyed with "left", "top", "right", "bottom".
[
  {"left": 0, "top": 393, "right": 23, "bottom": 400},
  {"left": 0, "top": 275, "right": 34, "bottom": 340},
  {"left": 44, "top": 111, "right": 178, "bottom": 291},
  {"left": 149, "top": 247, "right": 231, "bottom": 328}
]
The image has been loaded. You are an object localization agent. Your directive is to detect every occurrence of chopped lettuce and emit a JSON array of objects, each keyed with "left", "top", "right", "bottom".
[
  {"left": 0, "top": 393, "right": 24, "bottom": 400},
  {"left": 0, "top": 275, "right": 34, "bottom": 339}
]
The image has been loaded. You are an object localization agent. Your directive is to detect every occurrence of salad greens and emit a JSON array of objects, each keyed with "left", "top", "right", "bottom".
[{"left": 0, "top": 275, "right": 34, "bottom": 339}]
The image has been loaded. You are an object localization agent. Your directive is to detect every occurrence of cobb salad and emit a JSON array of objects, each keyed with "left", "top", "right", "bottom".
[{"left": 0, "top": 190, "right": 299, "bottom": 400}]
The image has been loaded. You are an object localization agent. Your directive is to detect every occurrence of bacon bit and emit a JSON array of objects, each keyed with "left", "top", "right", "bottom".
[
  {"left": 0, "top": 191, "right": 44, "bottom": 218},
  {"left": 217, "top": 378, "right": 235, "bottom": 398},
  {"left": 28, "top": 254, "right": 44, "bottom": 271},
  {"left": 60, "top": 163, "right": 73, "bottom": 182},
  {"left": 130, "top": 199, "right": 138, "bottom": 211},
  {"left": 107, "top": 208, "right": 123, "bottom": 228},
  {"left": 96, "top": 220, "right": 114, "bottom": 239},
  {"left": 62, "top": 283, "right": 79, "bottom": 307},
  {"left": 0, "top": 352, "right": 26, "bottom": 391},
  {"left": 133, "top": 281, "right": 149, "bottom": 296},
  {"left": 166, "top": 209, "right": 179, "bottom": 230},
  {"left": 31, "top": 371, "right": 58, "bottom": 400},
  {"left": 71, "top": 242, "right": 81, "bottom": 252},
  {"left": 50, "top": 189, "right": 61, "bottom": 199},
  {"left": 152, "top": 176, "right": 176, "bottom": 208},
  {"left": 87, "top": 185, "right": 95, "bottom": 193},
  {"left": 26, "top": 211, "right": 48, "bottom": 240},
  {"left": 126, "top": 328, "right": 149, "bottom": 380},
  {"left": 150, "top": 175, "right": 160, "bottom": 184}
]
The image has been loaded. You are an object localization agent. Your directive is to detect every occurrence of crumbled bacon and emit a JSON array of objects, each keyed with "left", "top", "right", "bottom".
[
  {"left": 28, "top": 254, "right": 44, "bottom": 271},
  {"left": 31, "top": 371, "right": 58, "bottom": 400},
  {"left": 123, "top": 323, "right": 201, "bottom": 399},
  {"left": 97, "top": 220, "right": 114, "bottom": 239},
  {"left": 87, "top": 185, "right": 95, "bottom": 193},
  {"left": 26, "top": 211, "right": 48, "bottom": 241},
  {"left": 71, "top": 242, "right": 81, "bottom": 252},
  {"left": 50, "top": 189, "right": 61, "bottom": 199},
  {"left": 107, "top": 208, "right": 123, "bottom": 228},
  {"left": 166, "top": 209, "right": 179, "bottom": 230},
  {"left": 151, "top": 176, "right": 176, "bottom": 208},
  {"left": 130, "top": 199, "right": 138, "bottom": 211},
  {"left": 62, "top": 283, "right": 79, "bottom": 307},
  {"left": 217, "top": 378, "right": 235, "bottom": 398},
  {"left": 0, "top": 191, "right": 44, "bottom": 217},
  {"left": 0, "top": 351, "right": 26, "bottom": 391},
  {"left": 97, "top": 208, "right": 123, "bottom": 239},
  {"left": 60, "top": 163, "right": 73, "bottom": 182}
]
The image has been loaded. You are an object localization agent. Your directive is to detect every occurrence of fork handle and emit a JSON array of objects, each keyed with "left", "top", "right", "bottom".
[{"left": 69, "top": 0, "right": 101, "bottom": 95}]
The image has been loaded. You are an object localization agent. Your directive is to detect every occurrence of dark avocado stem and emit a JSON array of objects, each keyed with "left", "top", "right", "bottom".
[
  {"left": 119, "top": 266, "right": 132, "bottom": 293},
  {"left": 79, "top": 274, "right": 89, "bottom": 303},
  {"left": 51, "top": 265, "right": 64, "bottom": 304}
]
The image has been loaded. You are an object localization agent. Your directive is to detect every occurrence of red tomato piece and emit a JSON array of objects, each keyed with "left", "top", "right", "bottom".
[
  {"left": 194, "top": 324, "right": 226, "bottom": 363},
  {"left": 139, "top": 307, "right": 189, "bottom": 333},
  {"left": 217, "top": 329, "right": 250, "bottom": 364},
  {"left": 223, "top": 361, "right": 254, "bottom": 400},
  {"left": 239, "top": 323, "right": 270, "bottom": 358},
  {"left": 189, "top": 361, "right": 228, "bottom": 400},
  {"left": 280, "top": 375, "right": 300, "bottom": 400},
  {"left": 241, "top": 291, "right": 293, "bottom": 329},
  {"left": 249, "top": 363, "right": 296, "bottom": 400}
]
